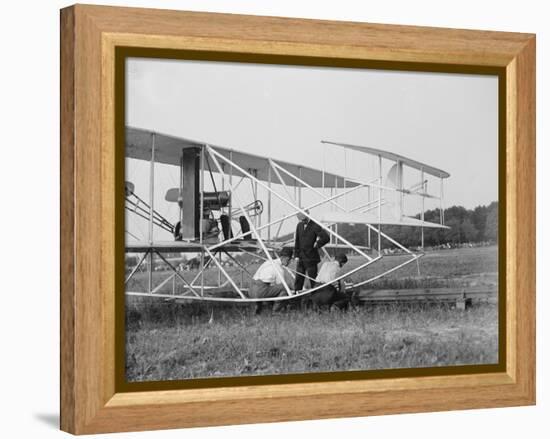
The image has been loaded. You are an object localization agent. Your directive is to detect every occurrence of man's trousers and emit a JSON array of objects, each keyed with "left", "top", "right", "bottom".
[{"left": 294, "top": 259, "right": 318, "bottom": 291}]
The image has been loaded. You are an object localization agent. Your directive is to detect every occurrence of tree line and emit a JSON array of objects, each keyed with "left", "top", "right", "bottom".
[{"left": 338, "top": 201, "right": 499, "bottom": 249}]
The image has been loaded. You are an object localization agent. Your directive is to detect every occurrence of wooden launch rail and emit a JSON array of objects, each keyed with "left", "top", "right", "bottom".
[{"left": 355, "top": 286, "right": 497, "bottom": 309}]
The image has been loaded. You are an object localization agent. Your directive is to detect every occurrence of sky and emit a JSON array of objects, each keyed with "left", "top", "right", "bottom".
[{"left": 126, "top": 58, "right": 498, "bottom": 241}]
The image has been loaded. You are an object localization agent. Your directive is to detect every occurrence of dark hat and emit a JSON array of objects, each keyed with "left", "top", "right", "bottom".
[
  {"left": 279, "top": 247, "right": 293, "bottom": 258},
  {"left": 335, "top": 253, "right": 348, "bottom": 264}
]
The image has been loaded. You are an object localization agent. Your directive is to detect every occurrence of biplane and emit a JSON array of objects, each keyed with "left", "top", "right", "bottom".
[{"left": 124, "top": 126, "right": 450, "bottom": 304}]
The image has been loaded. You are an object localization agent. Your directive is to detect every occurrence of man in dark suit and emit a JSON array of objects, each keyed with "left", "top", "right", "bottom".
[{"left": 293, "top": 209, "right": 330, "bottom": 292}]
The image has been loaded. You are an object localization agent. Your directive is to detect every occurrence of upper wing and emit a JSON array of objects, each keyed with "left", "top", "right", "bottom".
[
  {"left": 126, "top": 126, "right": 358, "bottom": 188},
  {"left": 321, "top": 140, "right": 450, "bottom": 179}
]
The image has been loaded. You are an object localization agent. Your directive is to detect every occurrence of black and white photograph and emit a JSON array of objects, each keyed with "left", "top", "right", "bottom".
[
  {"left": 124, "top": 57, "right": 499, "bottom": 383},
  {"left": 2, "top": 0, "right": 545, "bottom": 436}
]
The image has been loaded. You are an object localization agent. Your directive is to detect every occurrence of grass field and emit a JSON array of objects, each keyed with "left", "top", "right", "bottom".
[
  {"left": 126, "top": 245, "right": 498, "bottom": 293},
  {"left": 125, "top": 245, "right": 499, "bottom": 382}
]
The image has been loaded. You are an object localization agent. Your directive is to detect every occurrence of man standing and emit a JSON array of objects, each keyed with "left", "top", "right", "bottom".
[
  {"left": 293, "top": 210, "right": 330, "bottom": 292},
  {"left": 249, "top": 247, "right": 293, "bottom": 314}
]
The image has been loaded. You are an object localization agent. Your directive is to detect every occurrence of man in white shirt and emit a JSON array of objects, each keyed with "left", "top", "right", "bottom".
[
  {"left": 249, "top": 247, "right": 293, "bottom": 314},
  {"left": 302, "top": 253, "right": 351, "bottom": 310},
  {"left": 316, "top": 259, "right": 342, "bottom": 288}
]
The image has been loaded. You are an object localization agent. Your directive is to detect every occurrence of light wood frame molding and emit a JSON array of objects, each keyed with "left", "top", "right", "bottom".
[{"left": 60, "top": 4, "right": 535, "bottom": 434}]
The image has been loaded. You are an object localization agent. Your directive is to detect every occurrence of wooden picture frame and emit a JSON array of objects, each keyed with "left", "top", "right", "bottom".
[{"left": 60, "top": 4, "right": 535, "bottom": 434}]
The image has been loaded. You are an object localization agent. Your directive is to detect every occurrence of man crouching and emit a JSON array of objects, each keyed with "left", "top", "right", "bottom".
[
  {"left": 249, "top": 247, "right": 293, "bottom": 314},
  {"left": 302, "top": 253, "right": 352, "bottom": 310}
]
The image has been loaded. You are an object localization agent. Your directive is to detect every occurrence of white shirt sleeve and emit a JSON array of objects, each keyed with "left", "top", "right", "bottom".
[
  {"left": 316, "top": 261, "right": 340, "bottom": 285},
  {"left": 253, "top": 259, "right": 284, "bottom": 284},
  {"left": 274, "top": 263, "right": 286, "bottom": 285}
]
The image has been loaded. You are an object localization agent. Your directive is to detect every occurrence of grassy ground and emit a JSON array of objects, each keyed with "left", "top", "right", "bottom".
[
  {"left": 125, "top": 246, "right": 499, "bottom": 382},
  {"left": 126, "top": 303, "right": 498, "bottom": 381}
]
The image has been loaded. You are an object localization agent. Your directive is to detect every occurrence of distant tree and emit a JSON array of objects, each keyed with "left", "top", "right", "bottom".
[
  {"left": 471, "top": 205, "right": 488, "bottom": 241},
  {"left": 460, "top": 218, "right": 478, "bottom": 242},
  {"left": 444, "top": 205, "right": 469, "bottom": 223},
  {"left": 125, "top": 255, "right": 138, "bottom": 267},
  {"left": 339, "top": 223, "right": 368, "bottom": 247},
  {"left": 326, "top": 201, "right": 497, "bottom": 248},
  {"left": 484, "top": 203, "right": 499, "bottom": 242},
  {"left": 443, "top": 218, "right": 461, "bottom": 244}
]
